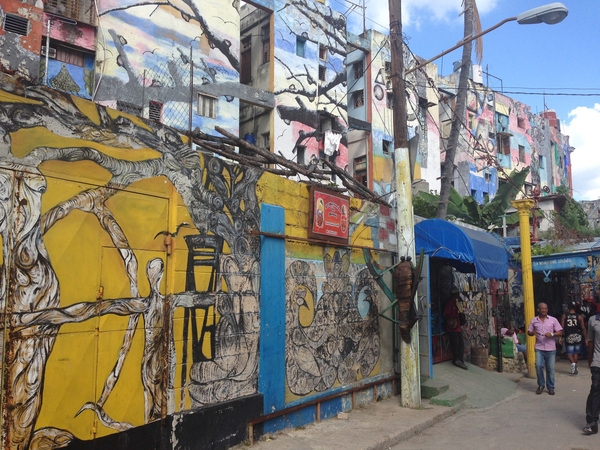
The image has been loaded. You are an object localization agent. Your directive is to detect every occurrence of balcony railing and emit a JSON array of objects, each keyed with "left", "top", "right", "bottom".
[{"left": 44, "top": 0, "right": 97, "bottom": 26}]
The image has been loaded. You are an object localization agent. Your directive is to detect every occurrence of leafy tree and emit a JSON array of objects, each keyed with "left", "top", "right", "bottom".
[
  {"left": 413, "top": 194, "right": 437, "bottom": 219},
  {"left": 555, "top": 186, "right": 593, "bottom": 237},
  {"left": 418, "top": 167, "right": 530, "bottom": 230}
]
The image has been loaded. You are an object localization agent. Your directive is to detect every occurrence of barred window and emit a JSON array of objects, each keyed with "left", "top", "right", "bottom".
[{"left": 198, "top": 94, "right": 217, "bottom": 118}]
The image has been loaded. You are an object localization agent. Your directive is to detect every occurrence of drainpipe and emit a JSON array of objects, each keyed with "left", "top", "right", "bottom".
[{"left": 45, "top": 18, "right": 51, "bottom": 86}]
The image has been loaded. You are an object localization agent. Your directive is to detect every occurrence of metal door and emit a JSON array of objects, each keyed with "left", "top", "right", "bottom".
[{"left": 417, "top": 254, "right": 432, "bottom": 378}]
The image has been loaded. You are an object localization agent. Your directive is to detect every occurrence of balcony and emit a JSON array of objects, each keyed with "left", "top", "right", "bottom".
[{"left": 44, "top": 0, "right": 97, "bottom": 26}]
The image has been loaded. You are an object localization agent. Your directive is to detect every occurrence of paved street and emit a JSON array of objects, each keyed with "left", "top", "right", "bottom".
[{"left": 395, "top": 358, "right": 598, "bottom": 450}]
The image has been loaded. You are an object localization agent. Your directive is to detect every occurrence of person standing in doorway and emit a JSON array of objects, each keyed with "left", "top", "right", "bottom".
[
  {"left": 527, "top": 302, "right": 563, "bottom": 395},
  {"left": 444, "top": 288, "right": 467, "bottom": 370},
  {"left": 560, "top": 302, "right": 587, "bottom": 375},
  {"left": 583, "top": 312, "right": 600, "bottom": 435}
]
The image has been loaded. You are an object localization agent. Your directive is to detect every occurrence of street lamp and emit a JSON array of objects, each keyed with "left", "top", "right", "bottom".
[{"left": 405, "top": 3, "right": 568, "bottom": 75}]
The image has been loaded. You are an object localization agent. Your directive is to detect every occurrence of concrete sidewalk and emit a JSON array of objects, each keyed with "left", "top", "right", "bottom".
[{"left": 230, "top": 360, "right": 524, "bottom": 450}]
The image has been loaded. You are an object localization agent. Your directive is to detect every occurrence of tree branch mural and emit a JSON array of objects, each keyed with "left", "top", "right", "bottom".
[
  {"left": 98, "top": 0, "right": 240, "bottom": 72},
  {"left": 0, "top": 83, "right": 260, "bottom": 448}
]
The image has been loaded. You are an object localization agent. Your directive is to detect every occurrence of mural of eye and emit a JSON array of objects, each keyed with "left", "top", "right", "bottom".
[{"left": 374, "top": 85, "right": 384, "bottom": 101}]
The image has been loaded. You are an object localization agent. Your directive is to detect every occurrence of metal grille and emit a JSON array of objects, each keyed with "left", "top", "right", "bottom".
[
  {"left": 3, "top": 14, "right": 29, "bottom": 36},
  {"left": 148, "top": 101, "right": 163, "bottom": 122}
]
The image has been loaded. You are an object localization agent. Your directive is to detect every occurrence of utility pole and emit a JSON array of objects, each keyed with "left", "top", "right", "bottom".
[
  {"left": 388, "top": 0, "right": 420, "bottom": 408},
  {"left": 437, "top": 0, "right": 474, "bottom": 219}
]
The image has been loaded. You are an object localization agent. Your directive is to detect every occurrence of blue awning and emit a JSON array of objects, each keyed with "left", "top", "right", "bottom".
[{"left": 415, "top": 219, "right": 508, "bottom": 280}]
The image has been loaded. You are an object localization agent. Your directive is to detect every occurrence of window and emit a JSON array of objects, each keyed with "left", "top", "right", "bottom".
[
  {"left": 383, "top": 140, "right": 392, "bottom": 155},
  {"left": 386, "top": 91, "right": 393, "bottom": 109},
  {"left": 3, "top": 14, "right": 30, "bottom": 36},
  {"left": 496, "top": 112, "right": 509, "bottom": 132},
  {"left": 296, "top": 37, "right": 306, "bottom": 58},
  {"left": 241, "top": 36, "right": 252, "bottom": 51},
  {"left": 54, "top": 42, "right": 85, "bottom": 67},
  {"left": 262, "top": 40, "right": 270, "bottom": 64},
  {"left": 352, "top": 90, "right": 364, "bottom": 108},
  {"left": 318, "top": 65, "right": 326, "bottom": 82},
  {"left": 148, "top": 101, "right": 163, "bottom": 122},
  {"left": 353, "top": 61, "right": 363, "bottom": 79},
  {"left": 241, "top": 49, "right": 252, "bottom": 84},
  {"left": 441, "top": 120, "right": 452, "bottom": 139},
  {"left": 198, "top": 94, "right": 217, "bottom": 118},
  {"left": 262, "top": 132, "right": 270, "bottom": 149},
  {"left": 261, "top": 25, "right": 270, "bottom": 41},
  {"left": 484, "top": 171, "right": 491, "bottom": 182},
  {"left": 539, "top": 155, "right": 545, "bottom": 169},
  {"left": 319, "top": 44, "right": 327, "bottom": 61},
  {"left": 117, "top": 101, "right": 142, "bottom": 116},
  {"left": 497, "top": 133, "right": 510, "bottom": 155},
  {"left": 296, "top": 145, "right": 306, "bottom": 165},
  {"left": 354, "top": 156, "right": 367, "bottom": 187},
  {"left": 518, "top": 117, "right": 526, "bottom": 128},
  {"left": 261, "top": 25, "right": 270, "bottom": 64},
  {"left": 519, "top": 145, "right": 525, "bottom": 163},
  {"left": 384, "top": 61, "right": 391, "bottom": 75}
]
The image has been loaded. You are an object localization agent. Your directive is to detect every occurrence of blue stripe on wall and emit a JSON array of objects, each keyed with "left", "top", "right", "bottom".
[{"left": 259, "top": 204, "right": 286, "bottom": 413}]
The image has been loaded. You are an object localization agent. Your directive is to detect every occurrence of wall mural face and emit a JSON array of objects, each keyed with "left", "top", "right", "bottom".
[
  {"left": 0, "top": 85, "right": 259, "bottom": 448},
  {"left": 273, "top": 0, "right": 349, "bottom": 171},
  {"left": 285, "top": 249, "right": 380, "bottom": 397}
]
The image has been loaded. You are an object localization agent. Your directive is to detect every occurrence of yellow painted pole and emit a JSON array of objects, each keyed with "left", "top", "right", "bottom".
[{"left": 512, "top": 199, "right": 536, "bottom": 378}]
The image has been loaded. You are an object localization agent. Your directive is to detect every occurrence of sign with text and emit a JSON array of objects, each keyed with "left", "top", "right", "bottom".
[
  {"left": 532, "top": 256, "right": 588, "bottom": 272},
  {"left": 308, "top": 186, "right": 349, "bottom": 245}
]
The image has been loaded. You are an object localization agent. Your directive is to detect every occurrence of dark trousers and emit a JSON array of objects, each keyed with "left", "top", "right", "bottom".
[
  {"left": 448, "top": 331, "right": 464, "bottom": 363},
  {"left": 586, "top": 366, "right": 600, "bottom": 425}
]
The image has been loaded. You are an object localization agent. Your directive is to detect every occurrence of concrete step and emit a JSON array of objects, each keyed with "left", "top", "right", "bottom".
[
  {"left": 420, "top": 378, "right": 450, "bottom": 399},
  {"left": 429, "top": 387, "right": 467, "bottom": 407}
]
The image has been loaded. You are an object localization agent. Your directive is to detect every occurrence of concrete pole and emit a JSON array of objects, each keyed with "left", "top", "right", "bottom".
[
  {"left": 512, "top": 199, "right": 536, "bottom": 378},
  {"left": 388, "top": 0, "right": 420, "bottom": 407}
]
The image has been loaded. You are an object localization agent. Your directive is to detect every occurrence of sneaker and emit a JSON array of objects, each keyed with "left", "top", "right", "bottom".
[
  {"left": 548, "top": 388, "right": 555, "bottom": 395},
  {"left": 571, "top": 363, "right": 576, "bottom": 374},
  {"left": 453, "top": 360, "right": 468, "bottom": 370},
  {"left": 536, "top": 386, "right": 544, "bottom": 394},
  {"left": 574, "top": 364, "right": 578, "bottom": 375},
  {"left": 583, "top": 423, "right": 598, "bottom": 435}
]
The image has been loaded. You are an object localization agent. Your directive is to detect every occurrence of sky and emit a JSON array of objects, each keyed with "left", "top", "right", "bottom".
[{"left": 332, "top": 0, "right": 600, "bottom": 201}]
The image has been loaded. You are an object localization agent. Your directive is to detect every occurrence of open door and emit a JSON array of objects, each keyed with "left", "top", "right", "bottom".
[{"left": 417, "top": 254, "right": 432, "bottom": 378}]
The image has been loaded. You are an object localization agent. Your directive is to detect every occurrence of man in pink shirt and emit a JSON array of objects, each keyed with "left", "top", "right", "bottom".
[{"left": 527, "top": 302, "right": 563, "bottom": 395}]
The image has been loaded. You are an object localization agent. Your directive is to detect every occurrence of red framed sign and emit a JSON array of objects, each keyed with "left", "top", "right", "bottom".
[{"left": 308, "top": 186, "right": 349, "bottom": 245}]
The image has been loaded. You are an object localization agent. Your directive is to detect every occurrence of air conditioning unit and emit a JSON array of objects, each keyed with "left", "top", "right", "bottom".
[{"left": 42, "top": 46, "right": 56, "bottom": 58}]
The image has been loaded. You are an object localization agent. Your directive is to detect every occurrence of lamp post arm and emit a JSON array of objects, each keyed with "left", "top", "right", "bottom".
[{"left": 405, "top": 16, "right": 517, "bottom": 75}]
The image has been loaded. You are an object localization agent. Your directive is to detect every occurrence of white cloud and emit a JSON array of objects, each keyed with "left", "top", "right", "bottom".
[
  {"left": 564, "top": 104, "right": 600, "bottom": 201},
  {"left": 360, "top": 0, "right": 498, "bottom": 33}
]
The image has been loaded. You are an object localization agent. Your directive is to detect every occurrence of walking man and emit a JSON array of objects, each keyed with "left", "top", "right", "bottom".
[
  {"left": 560, "top": 302, "right": 587, "bottom": 375},
  {"left": 527, "top": 302, "right": 562, "bottom": 395},
  {"left": 583, "top": 311, "right": 600, "bottom": 435}
]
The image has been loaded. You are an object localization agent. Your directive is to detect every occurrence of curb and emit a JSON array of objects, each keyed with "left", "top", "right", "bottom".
[{"left": 365, "top": 402, "right": 465, "bottom": 450}]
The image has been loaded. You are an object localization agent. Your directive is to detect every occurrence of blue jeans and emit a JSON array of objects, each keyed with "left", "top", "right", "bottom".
[{"left": 535, "top": 349, "right": 556, "bottom": 389}]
